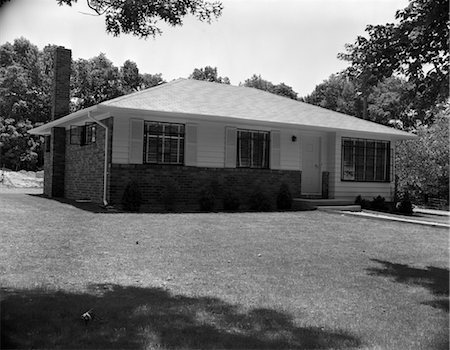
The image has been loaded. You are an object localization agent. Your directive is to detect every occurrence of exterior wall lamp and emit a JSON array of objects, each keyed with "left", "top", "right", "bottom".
[{"left": 291, "top": 135, "right": 297, "bottom": 142}]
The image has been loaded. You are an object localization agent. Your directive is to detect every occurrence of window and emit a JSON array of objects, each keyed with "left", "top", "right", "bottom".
[
  {"left": 341, "top": 138, "right": 390, "bottom": 182},
  {"left": 237, "top": 129, "right": 270, "bottom": 168},
  {"left": 70, "top": 123, "right": 96, "bottom": 146},
  {"left": 143, "top": 121, "right": 185, "bottom": 164}
]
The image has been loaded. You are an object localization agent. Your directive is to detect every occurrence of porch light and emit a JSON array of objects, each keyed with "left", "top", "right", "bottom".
[{"left": 291, "top": 135, "right": 297, "bottom": 142}]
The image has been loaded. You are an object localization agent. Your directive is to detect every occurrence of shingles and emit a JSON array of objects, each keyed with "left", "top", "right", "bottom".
[{"left": 103, "top": 78, "right": 410, "bottom": 137}]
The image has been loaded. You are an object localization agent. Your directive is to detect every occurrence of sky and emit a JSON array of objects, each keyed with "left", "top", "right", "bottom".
[{"left": 0, "top": 0, "right": 409, "bottom": 97}]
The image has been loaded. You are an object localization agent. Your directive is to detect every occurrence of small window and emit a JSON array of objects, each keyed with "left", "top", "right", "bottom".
[
  {"left": 143, "top": 121, "right": 185, "bottom": 164},
  {"left": 341, "top": 138, "right": 390, "bottom": 182},
  {"left": 70, "top": 123, "right": 96, "bottom": 146},
  {"left": 237, "top": 129, "right": 270, "bottom": 169}
]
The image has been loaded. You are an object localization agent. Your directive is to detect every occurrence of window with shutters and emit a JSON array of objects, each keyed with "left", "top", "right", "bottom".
[
  {"left": 143, "top": 121, "right": 185, "bottom": 164},
  {"left": 341, "top": 137, "right": 390, "bottom": 182},
  {"left": 69, "top": 123, "right": 96, "bottom": 146},
  {"left": 237, "top": 129, "right": 270, "bottom": 169}
]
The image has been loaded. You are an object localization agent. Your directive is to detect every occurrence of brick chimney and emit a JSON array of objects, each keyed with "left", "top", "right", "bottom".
[
  {"left": 51, "top": 46, "right": 71, "bottom": 120},
  {"left": 44, "top": 46, "right": 71, "bottom": 198}
]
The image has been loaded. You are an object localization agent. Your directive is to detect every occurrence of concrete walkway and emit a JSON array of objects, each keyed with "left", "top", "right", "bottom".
[
  {"left": 413, "top": 208, "right": 450, "bottom": 216},
  {"left": 342, "top": 210, "right": 450, "bottom": 228}
]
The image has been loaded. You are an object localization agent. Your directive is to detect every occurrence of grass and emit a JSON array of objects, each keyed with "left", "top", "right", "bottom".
[{"left": 1, "top": 191, "right": 448, "bottom": 349}]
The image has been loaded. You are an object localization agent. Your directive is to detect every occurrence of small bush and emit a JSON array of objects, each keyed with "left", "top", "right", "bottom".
[
  {"left": 276, "top": 183, "right": 292, "bottom": 210},
  {"left": 199, "top": 187, "right": 215, "bottom": 212},
  {"left": 248, "top": 187, "right": 272, "bottom": 212},
  {"left": 371, "top": 195, "right": 388, "bottom": 211},
  {"left": 355, "top": 195, "right": 371, "bottom": 209},
  {"left": 223, "top": 191, "right": 240, "bottom": 211},
  {"left": 396, "top": 192, "right": 413, "bottom": 215},
  {"left": 122, "top": 181, "right": 142, "bottom": 212}
]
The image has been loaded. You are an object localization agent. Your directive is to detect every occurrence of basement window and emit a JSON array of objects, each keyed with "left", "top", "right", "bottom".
[{"left": 341, "top": 138, "right": 391, "bottom": 182}]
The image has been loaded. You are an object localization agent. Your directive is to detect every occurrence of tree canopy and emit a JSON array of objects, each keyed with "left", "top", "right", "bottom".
[
  {"left": 57, "top": 0, "right": 223, "bottom": 38},
  {"left": 338, "top": 0, "right": 449, "bottom": 124},
  {"left": 0, "top": 38, "right": 166, "bottom": 170},
  {"left": 189, "top": 66, "right": 230, "bottom": 84},
  {"left": 242, "top": 74, "right": 298, "bottom": 100}
]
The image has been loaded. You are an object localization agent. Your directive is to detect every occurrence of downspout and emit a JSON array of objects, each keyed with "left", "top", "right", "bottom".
[{"left": 88, "top": 111, "right": 109, "bottom": 207}]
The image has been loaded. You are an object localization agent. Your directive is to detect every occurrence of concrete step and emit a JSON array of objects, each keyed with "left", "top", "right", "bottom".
[
  {"left": 292, "top": 198, "right": 359, "bottom": 211},
  {"left": 317, "top": 205, "right": 361, "bottom": 212}
]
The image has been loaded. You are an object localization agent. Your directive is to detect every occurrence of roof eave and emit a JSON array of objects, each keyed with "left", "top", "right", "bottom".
[{"left": 28, "top": 105, "right": 100, "bottom": 135}]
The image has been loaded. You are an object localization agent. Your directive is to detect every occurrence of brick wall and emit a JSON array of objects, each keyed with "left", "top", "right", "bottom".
[
  {"left": 44, "top": 127, "right": 66, "bottom": 197},
  {"left": 109, "top": 164, "right": 301, "bottom": 211},
  {"left": 64, "top": 118, "right": 112, "bottom": 202}
]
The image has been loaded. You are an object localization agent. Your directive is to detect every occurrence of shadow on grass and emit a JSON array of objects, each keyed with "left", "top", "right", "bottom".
[
  {"left": 1, "top": 284, "right": 361, "bottom": 349},
  {"left": 28, "top": 194, "right": 122, "bottom": 213},
  {"left": 367, "top": 259, "right": 449, "bottom": 312}
]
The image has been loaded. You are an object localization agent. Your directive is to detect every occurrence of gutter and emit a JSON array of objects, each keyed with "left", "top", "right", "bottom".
[{"left": 87, "top": 111, "right": 109, "bottom": 207}]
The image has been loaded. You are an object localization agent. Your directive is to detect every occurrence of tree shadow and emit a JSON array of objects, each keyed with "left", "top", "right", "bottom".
[
  {"left": 367, "top": 259, "right": 449, "bottom": 312},
  {"left": 1, "top": 284, "right": 361, "bottom": 349}
]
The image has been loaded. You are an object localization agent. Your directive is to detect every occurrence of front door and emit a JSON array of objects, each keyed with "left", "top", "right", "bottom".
[{"left": 302, "top": 135, "right": 321, "bottom": 194}]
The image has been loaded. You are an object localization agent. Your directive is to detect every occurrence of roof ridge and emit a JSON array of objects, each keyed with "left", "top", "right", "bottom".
[{"left": 100, "top": 78, "right": 186, "bottom": 106}]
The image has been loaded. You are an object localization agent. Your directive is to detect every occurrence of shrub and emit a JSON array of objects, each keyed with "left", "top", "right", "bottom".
[
  {"left": 199, "top": 187, "right": 215, "bottom": 212},
  {"left": 121, "top": 181, "right": 142, "bottom": 212},
  {"left": 371, "top": 195, "right": 388, "bottom": 211},
  {"left": 222, "top": 191, "right": 240, "bottom": 211},
  {"left": 355, "top": 195, "right": 371, "bottom": 209},
  {"left": 396, "top": 192, "right": 413, "bottom": 215},
  {"left": 248, "top": 187, "right": 272, "bottom": 212},
  {"left": 276, "top": 183, "right": 292, "bottom": 210}
]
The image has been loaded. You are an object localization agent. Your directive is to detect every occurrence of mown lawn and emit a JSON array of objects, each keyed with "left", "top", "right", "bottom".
[{"left": 1, "top": 192, "right": 448, "bottom": 349}]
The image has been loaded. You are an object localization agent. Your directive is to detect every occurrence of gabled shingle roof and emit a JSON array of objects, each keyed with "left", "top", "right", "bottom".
[{"left": 101, "top": 78, "right": 412, "bottom": 138}]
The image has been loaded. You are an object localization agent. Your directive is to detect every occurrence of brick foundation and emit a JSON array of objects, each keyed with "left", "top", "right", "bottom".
[{"left": 109, "top": 164, "right": 302, "bottom": 211}]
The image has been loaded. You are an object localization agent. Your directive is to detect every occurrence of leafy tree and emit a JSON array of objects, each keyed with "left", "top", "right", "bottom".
[
  {"left": 304, "top": 73, "right": 358, "bottom": 116},
  {"left": 56, "top": 0, "right": 223, "bottom": 38},
  {"left": 71, "top": 53, "right": 123, "bottom": 110},
  {"left": 396, "top": 105, "right": 449, "bottom": 203},
  {"left": 0, "top": 117, "right": 40, "bottom": 170},
  {"left": 339, "top": 0, "right": 449, "bottom": 124},
  {"left": 140, "top": 73, "right": 165, "bottom": 89},
  {"left": 243, "top": 74, "right": 298, "bottom": 100},
  {"left": 120, "top": 60, "right": 141, "bottom": 93},
  {"left": 189, "top": 66, "right": 230, "bottom": 84}
]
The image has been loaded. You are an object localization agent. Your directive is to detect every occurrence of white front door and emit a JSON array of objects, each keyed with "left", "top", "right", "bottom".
[{"left": 302, "top": 135, "right": 321, "bottom": 194}]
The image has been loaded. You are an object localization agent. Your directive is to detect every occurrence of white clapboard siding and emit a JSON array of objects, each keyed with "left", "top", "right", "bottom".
[
  {"left": 129, "top": 119, "right": 144, "bottom": 164},
  {"left": 224, "top": 127, "right": 237, "bottom": 168},
  {"left": 185, "top": 123, "right": 198, "bottom": 166},
  {"left": 270, "top": 130, "right": 281, "bottom": 169}
]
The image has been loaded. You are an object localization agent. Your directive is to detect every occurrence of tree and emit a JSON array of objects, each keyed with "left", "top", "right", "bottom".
[
  {"left": 304, "top": 73, "right": 358, "bottom": 116},
  {"left": 57, "top": 0, "right": 223, "bottom": 38},
  {"left": 189, "top": 66, "right": 230, "bottom": 84},
  {"left": 339, "top": 0, "right": 449, "bottom": 124},
  {"left": 120, "top": 60, "right": 141, "bottom": 93},
  {"left": 396, "top": 105, "right": 449, "bottom": 203},
  {"left": 71, "top": 53, "right": 123, "bottom": 110},
  {"left": 242, "top": 74, "right": 298, "bottom": 100},
  {"left": 140, "top": 73, "right": 165, "bottom": 89}
]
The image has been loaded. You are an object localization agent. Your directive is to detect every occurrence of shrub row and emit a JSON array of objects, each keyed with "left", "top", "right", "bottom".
[
  {"left": 355, "top": 193, "right": 413, "bottom": 215},
  {"left": 122, "top": 181, "right": 294, "bottom": 213}
]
